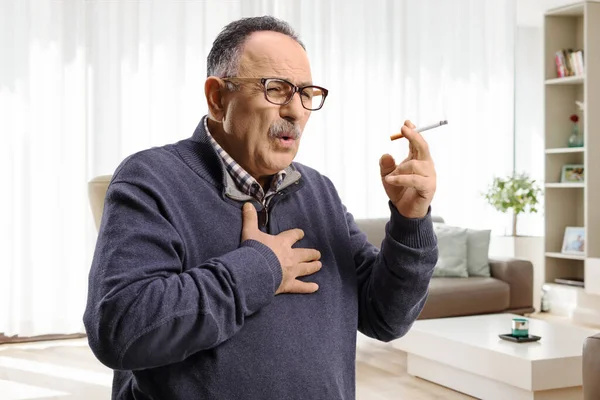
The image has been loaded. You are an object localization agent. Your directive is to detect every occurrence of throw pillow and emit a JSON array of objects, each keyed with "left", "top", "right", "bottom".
[
  {"left": 466, "top": 228, "right": 491, "bottom": 277},
  {"left": 432, "top": 224, "right": 469, "bottom": 277},
  {"left": 433, "top": 223, "right": 492, "bottom": 277}
]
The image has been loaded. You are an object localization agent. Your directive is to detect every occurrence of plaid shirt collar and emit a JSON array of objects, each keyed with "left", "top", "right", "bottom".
[{"left": 204, "top": 117, "right": 286, "bottom": 204}]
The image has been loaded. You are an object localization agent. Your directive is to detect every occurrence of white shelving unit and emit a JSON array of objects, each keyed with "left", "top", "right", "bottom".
[
  {"left": 545, "top": 252, "right": 586, "bottom": 261},
  {"left": 545, "top": 182, "right": 585, "bottom": 188},
  {"left": 545, "top": 75, "right": 586, "bottom": 85},
  {"left": 544, "top": 147, "right": 585, "bottom": 154},
  {"left": 543, "top": 2, "right": 600, "bottom": 319}
]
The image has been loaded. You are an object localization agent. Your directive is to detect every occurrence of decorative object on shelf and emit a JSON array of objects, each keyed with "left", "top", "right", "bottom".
[
  {"left": 560, "top": 164, "right": 584, "bottom": 182},
  {"left": 482, "top": 173, "right": 541, "bottom": 236},
  {"left": 568, "top": 114, "right": 584, "bottom": 147},
  {"left": 561, "top": 226, "right": 585, "bottom": 255},
  {"left": 554, "top": 277, "right": 584, "bottom": 287},
  {"left": 540, "top": 284, "right": 551, "bottom": 312}
]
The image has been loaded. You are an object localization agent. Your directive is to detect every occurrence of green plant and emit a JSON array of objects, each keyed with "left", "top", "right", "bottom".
[{"left": 483, "top": 172, "right": 542, "bottom": 236}]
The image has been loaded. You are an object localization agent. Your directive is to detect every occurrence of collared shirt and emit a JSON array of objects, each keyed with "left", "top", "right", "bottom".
[{"left": 204, "top": 117, "right": 286, "bottom": 206}]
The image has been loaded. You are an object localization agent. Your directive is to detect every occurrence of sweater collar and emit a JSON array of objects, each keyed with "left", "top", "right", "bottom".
[{"left": 183, "top": 116, "right": 302, "bottom": 201}]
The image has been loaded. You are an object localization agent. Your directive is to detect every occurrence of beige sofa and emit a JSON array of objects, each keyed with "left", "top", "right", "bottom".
[
  {"left": 354, "top": 218, "right": 536, "bottom": 319},
  {"left": 88, "top": 175, "right": 535, "bottom": 320}
]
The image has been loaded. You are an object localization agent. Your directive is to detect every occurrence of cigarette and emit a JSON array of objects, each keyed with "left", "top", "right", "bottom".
[{"left": 390, "top": 120, "right": 448, "bottom": 141}]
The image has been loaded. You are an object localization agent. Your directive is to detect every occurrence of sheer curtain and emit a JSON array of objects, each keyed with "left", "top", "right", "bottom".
[
  {"left": 1, "top": 1, "right": 89, "bottom": 337},
  {"left": 1, "top": 0, "right": 515, "bottom": 337}
]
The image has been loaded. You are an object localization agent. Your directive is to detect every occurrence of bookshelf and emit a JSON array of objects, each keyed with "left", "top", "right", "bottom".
[
  {"left": 545, "top": 183, "right": 585, "bottom": 189},
  {"left": 545, "top": 75, "right": 585, "bottom": 85},
  {"left": 544, "top": 147, "right": 584, "bottom": 154},
  {"left": 544, "top": 1, "right": 600, "bottom": 299}
]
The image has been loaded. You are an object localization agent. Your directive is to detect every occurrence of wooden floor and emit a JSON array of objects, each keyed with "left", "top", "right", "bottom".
[
  {"left": 0, "top": 339, "right": 112, "bottom": 400},
  {"left": 0, "top": 334, "right": 471, "bottom": 400},
  {"left": 3, "top": 312, "right": 595, "bottom": 400},
  {"left": 355, "top": 333, "right": 473, "bottom": 399}
]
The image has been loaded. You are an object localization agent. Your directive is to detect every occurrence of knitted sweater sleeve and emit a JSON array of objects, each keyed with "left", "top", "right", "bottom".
[
  {"left": 352, "top": 201, "right": 438, "bottom": 341},
  {"left": 83, "top": 180, "right": 281, "bottom": 371}
]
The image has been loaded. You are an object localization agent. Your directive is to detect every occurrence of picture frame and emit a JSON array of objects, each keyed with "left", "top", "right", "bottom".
[
  {"left": 560, "top": 164, "right": 584, "bottom": 183},
  {"left": 561, "top": 226, "right": 585, "bottom": 255}
]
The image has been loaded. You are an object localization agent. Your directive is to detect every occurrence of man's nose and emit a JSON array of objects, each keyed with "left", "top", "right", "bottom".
[{"left": 279, "top": 91, "right": 308, "bottom": 122}]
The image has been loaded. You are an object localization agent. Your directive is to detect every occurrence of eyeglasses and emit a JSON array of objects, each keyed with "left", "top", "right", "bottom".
[{"left": 222, "top": 77, "right": 328, "bottom": 111}]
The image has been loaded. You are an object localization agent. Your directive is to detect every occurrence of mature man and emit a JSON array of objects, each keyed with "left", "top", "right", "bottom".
[{"left": 84, "top": 15, "right": 438, "bottom": 400}]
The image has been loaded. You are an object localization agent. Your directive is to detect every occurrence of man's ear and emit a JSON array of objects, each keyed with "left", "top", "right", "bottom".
[{"left": 205, "top": 77, "right": 227, "bottom": 121}]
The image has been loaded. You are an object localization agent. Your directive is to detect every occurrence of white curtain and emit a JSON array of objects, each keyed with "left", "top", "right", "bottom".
[
  {"left": 1, "top": 1, "right": 90, "bottom": 337},
  {"left": 1, "top": 0, "right": 515, "bottom": 337}
]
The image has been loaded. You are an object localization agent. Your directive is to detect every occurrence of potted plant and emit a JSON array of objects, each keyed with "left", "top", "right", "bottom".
[{"left": 483, "top": 172, "right": 542, "bottom": 236}]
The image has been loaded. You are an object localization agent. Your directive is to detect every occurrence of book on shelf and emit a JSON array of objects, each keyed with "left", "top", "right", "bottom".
[{"left": 554, "top": 49, "right": 584, "bottom": 78}]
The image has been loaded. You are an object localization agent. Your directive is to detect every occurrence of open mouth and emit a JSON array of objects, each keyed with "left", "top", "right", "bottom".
[
  {"left": 273, "top": 134, "right": 296, "bottom": 149},
  {"left": 275, "top": 133, "right": 296, "bottom": 144}
]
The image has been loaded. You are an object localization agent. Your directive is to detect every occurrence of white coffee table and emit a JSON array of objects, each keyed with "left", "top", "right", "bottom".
[{"left": 392, "top": 313, "right": 597, "bottom": 400}]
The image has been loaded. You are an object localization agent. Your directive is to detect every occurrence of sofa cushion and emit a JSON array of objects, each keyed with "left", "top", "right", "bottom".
[
  {"left": 434, "top": 223, "right": 491, "bottom": 277},
  {"left": 418, "top": 277, "right": 510, "bottom": 319},
  {"left": 466, "top": 228, "right": 492, "bottom": 277},
  {"left": 432, "top": 224, "right": 469, "bottom": 277},
  {"left": 355, "top": 218, "right": 387, "bottom": 249}
]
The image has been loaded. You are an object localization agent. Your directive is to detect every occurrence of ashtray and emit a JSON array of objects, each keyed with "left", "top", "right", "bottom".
[{"left": 498, "top": 333, "right": 541, "bottom": 343}]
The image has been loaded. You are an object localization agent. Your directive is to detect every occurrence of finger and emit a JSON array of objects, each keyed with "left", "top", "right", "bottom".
[
  {"left": 385, "top": 173, "right": 429, "bottom": 190},
  {"left": 400, "top": 125, "right": 432, "bottom": 160},
  {"left": 288, "top": 280, "right": 319, "bottom": 294},
  {"left": 404, "top": 120, "right": 416, "bottom": 129},
  {"left": 241, "top": 202, "right": 258, "bottom": 239},
  {"left": 294, "top": 248, "right": 321, "bottom": 262},
  {"left": 296, "top": 260, "right": 322, "bottom": 277},
  {"left": 379, "top": 154, "right": 396, "bottom": 177},
  {"left": 391, "top": 160, "right": 432, "bottom": 177},
  {"left": 390, "top": 120, "right": 417, "bottom": 140},
  {"left": 278, "top": 228, "right": 305, "bottom": 244}
]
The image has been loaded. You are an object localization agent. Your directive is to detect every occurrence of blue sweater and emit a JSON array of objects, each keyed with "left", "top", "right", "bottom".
[{"left": 83, "top": 117, "right": 438, "bottom": 400}]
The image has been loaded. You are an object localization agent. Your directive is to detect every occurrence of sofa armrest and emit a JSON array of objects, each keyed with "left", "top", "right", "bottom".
[
  {"left": 584, "top": 334, "right": 600, "bottom": 400},
  {"left": 488, "top": 257, "right": 533, "bottom": 311}
]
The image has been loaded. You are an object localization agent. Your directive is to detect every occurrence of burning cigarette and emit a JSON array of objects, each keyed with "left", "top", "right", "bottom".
[{"left": 390, "top": 120, "right": 448, "bottom": 141}]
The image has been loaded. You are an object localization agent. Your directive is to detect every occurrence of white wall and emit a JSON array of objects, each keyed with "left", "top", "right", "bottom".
[
  {"left": 514, "top": 24, "right": 544, "bottom": 236},
  {"left": 513, "top": 0, "right": 577, "bottom": 236}
]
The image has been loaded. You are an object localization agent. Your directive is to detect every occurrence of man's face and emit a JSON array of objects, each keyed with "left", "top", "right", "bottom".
[{"left": 219, "top": 31, "right": 313, "bottom": 182}]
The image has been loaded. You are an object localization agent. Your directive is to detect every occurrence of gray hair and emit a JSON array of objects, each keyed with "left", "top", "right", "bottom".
[{"left": 206, "top": 16, "right": 305, "bottom": 78}]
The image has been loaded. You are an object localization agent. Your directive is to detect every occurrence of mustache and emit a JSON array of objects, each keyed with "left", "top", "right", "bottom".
[{"left": 268, "top": 120, "right": 302, "bottom": 140}]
